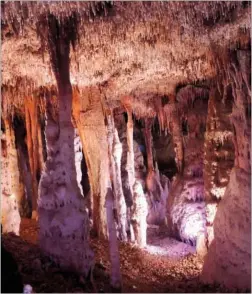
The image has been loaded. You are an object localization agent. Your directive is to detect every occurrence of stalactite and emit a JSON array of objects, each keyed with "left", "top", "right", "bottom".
[
  {"left": 144, "top": 117, "right": 154, "bottom": 172},
  {"left": 155, "top": 96, "right": 165, "bottom": 132},
  {"left": 144, "top": 117, "right": 163, "bottom": 206},
  {"left": 38, "top": 15, "right": 93, "bottom": 277},
  {"left": 164, "top": 94, "right": 184, "bottom": 173},
  {"left": 25, "top": 95, "right": 41, "bottom": 219},
  {"left": 1, "top": 118, "right": 22, "bottom": 235}
]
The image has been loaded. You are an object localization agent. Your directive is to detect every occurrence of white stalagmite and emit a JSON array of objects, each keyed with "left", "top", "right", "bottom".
[
  {"left": 1, "top": 119, "right": 22, "bottom": 235},
  {"left": 131, "top": 181, "right": 148, "bottom": 248},
  {"left": 106, "top": 113, "right": 127, "bottom": 241},
  {"left": 111, "top": 120, "right": 128, "bottom": 241}
]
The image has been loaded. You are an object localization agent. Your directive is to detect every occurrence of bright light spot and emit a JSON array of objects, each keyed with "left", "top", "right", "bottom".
[{"left": 145, "top": 236, "right": 195, "bottom": 259}]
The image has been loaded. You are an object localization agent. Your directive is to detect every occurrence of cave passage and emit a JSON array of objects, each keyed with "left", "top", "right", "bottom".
[{"left": 1, "top": 2, "right": 251, "bottom": 293}]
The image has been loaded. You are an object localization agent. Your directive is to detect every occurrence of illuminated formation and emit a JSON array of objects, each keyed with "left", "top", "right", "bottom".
[{"left": 1, "top": 1, "right": 251, "bottom": 292}]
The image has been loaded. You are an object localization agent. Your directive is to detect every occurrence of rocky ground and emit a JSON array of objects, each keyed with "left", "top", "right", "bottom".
[{"left": 1, "top": 218, "right": 240, "bottom": 293}]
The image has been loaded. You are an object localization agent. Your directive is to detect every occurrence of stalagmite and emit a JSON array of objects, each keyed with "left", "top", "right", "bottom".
[
  {"left": 131, "top": 181, "right": 148, "bottom": 248},
  {"left": 38, "top": 15, "right": 93, "bottom": 276},
  {"left": 107, "top": 113, "right": 127, "bottom": 241},
  {"left": 105, "top": 186, "right": 122, "bottom": 291},
  {"left": 74, "top": 127, "right": 84, "bottom": 195},
  {"left": 1, "top": 118, "right": 22, "bottom": 235},
  {"left": 16, "top": 142, "right": 33, "bottom": 217},
  {"left": 118, "top": 100, "right": 137, "bottom": 242},
  {"left": 25, "top": 96, "right": 44, "bottom": 219}
]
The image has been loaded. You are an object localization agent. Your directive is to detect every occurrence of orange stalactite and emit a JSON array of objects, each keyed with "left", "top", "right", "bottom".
[
  {"left": 72, "top": 86, "right": 109, "bottom": 239},
  {"left": 24, "top": 96, "right": 44, "bottom": 219}
]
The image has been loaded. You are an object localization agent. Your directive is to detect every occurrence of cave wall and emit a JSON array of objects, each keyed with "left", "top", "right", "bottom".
[
  {"left": 201, "top": 50, "right": 251, "bottom": 290},
  {"left": 203, "top": 87, "right": 235, "bottom": 246},
  {"left": 166, "top": 88, "right": 209, "bottom": 245}
]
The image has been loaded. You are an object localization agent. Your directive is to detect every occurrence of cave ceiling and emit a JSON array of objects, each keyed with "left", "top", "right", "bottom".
[{"left": 1, "top": 1, "right": 251, "bottom": 115}]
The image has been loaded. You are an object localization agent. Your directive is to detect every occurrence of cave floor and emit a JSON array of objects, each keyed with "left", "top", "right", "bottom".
[{"left": 2, "top": 218, "right": 231, "bottom": 293}]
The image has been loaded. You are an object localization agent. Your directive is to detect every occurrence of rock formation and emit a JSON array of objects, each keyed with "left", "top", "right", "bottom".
[
  {"left": 37, "top": 15, "right": 93, "bottom": 276},
  {"left": 1, "top": 118, "right": 22, "bottom": 235},
  {"left": 1, "top": 2, "right": 251, "bottom": 291},
  {"left": 201, "top": 50, "right": 251, "bottom": 290}
]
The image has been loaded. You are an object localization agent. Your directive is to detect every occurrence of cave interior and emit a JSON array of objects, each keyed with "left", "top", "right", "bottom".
[{"left": 1, "top": 1, "right": 251, "bottom": 293}]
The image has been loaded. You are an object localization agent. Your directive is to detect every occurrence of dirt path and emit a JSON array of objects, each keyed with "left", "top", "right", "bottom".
[{"left": 2, "top": 218, "right": 231, "bottom": 293}]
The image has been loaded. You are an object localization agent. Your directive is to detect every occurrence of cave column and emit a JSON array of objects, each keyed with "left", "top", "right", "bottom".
[
  {"left": 72, "top": 87, "right": 109, "bottom": 239},
  {"left": 1, "top": 117, "right": 22, "bottom": 235},
  {"left": 125, "top": 108, "right": 137, "bottom": 242},
  {"left": 38, "top": 16, "right": 93, "bottom": 276},
  {"left": 126, "top": 109, "right": 135, "bottom": 192},
  {"left": 106, "top": 113, "right": 128, "bottom": 241}
]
